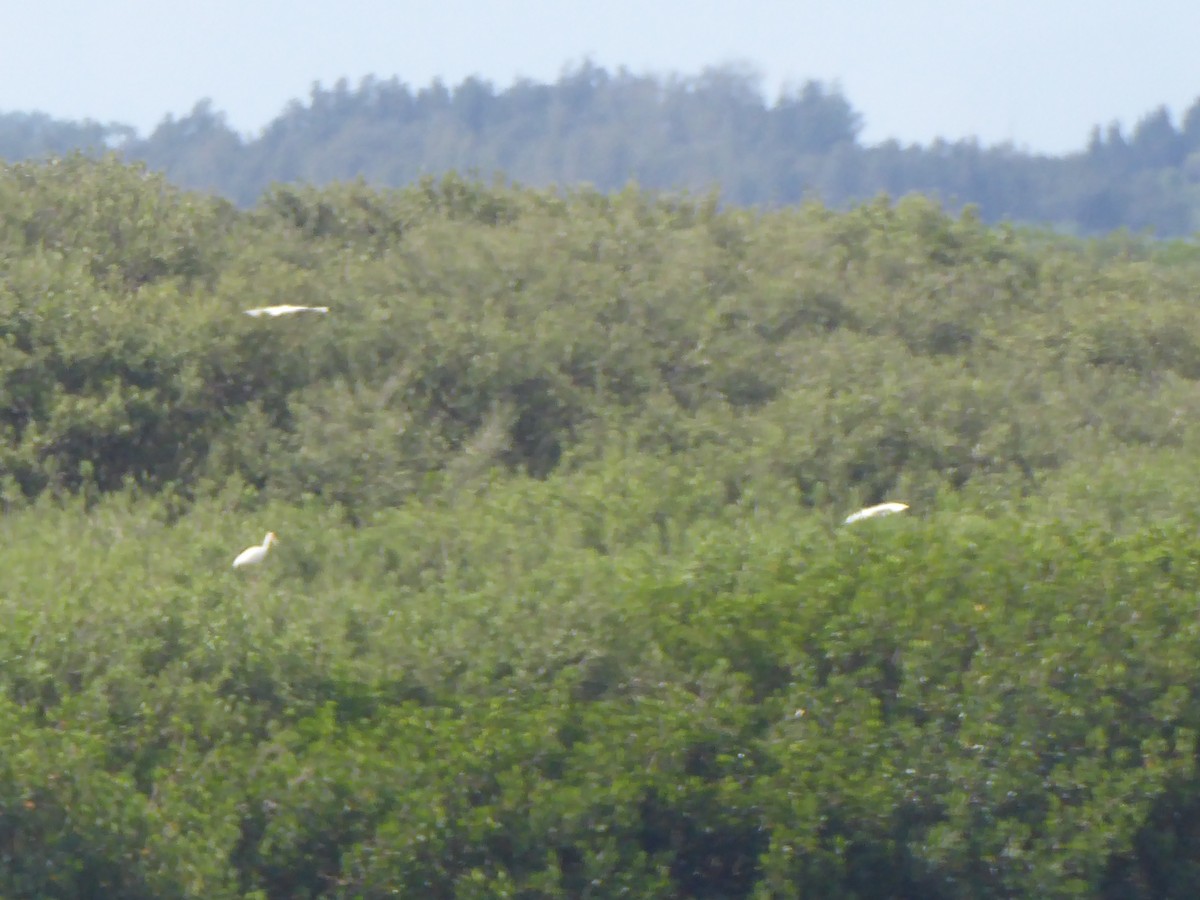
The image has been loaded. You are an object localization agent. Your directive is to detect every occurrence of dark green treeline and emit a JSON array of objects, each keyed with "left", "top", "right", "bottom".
[{"left": 3, "top": 64, "right": 1200, "bottom": 235}]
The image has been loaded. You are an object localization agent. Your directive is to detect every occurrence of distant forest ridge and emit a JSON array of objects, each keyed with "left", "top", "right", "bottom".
[{"left": 2, "top": 63, "right": 1199, "bottom": 236}]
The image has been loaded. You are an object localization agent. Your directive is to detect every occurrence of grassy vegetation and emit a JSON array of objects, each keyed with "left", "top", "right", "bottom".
[{"left": 2, "top": 154, "right": 1200, "bottom": 895}]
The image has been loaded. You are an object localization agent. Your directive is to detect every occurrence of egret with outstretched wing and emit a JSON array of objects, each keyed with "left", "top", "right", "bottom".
[
  {"left": 844, "top": 502, "right": 909, "bottom": 525},
  {"left": 244, "top": 305, "right": 329, "bottom": 318}
]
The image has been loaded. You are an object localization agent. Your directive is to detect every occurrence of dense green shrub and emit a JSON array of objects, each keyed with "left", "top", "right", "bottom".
[
  {"left": 2, "top": 158, "right": 1200, "bottom": 894},
  {"left": 4, "top": 494, "right": 1200, "bottom": 895},
  {"left": 4, "top": 157, "right": 1200, "bottom": 515}
]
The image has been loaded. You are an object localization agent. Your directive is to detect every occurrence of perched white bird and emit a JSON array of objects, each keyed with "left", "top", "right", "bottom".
[
  {"left": 244, "top": 305, "right": 329, "bottom": 318},
  {"left": 843, "top": 502, "right": 909, "bottom": 525},
  {"left": 232, "top": 532, "right": 279, "bottom": 568}
]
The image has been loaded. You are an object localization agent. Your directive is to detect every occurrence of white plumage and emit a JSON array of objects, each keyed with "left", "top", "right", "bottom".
[
  {"left": 843, "top": 502, "right": 909, "bottom": 525},
  {"left": 244, "top": 305, "right": 329, "bottom": 318},
  {"left": 232, "top": 532, "right": 278, "bottom": 568}
]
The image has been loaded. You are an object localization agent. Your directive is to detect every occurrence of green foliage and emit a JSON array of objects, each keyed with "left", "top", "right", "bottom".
[
  {"left": 6, "top": 491, "right": 1200, "bottom": 896},
  {"left": 1, "top": 159, "right": 1200, "bottom": 894}
]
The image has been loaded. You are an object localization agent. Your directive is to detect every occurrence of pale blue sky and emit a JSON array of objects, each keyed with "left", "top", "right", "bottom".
[{"left": 2, "top": 1, "right": 1197, "bottom": 154}]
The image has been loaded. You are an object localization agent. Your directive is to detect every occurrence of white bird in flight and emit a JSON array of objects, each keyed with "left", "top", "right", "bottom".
[
  {"left": 244, "top": 305, "right": 329, "bottom": 318},
  {"left": 233, "top": 532, "right": 279, "bottom": 568},
  {"left": 843, "top": 502, "right": 909, "bottom": 525}
]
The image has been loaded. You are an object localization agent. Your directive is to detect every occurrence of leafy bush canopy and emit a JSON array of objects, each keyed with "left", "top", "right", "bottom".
[{"left": 1, "top": 155, "right": 1200, "bottom": 895}]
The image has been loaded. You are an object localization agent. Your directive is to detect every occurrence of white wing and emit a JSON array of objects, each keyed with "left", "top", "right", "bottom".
[
  {"left": 232, "top": 546, "right": 265, "bottom": 567},
  {"left": 844, "top": 502, "right": 909, "bottom": 525},
  {"left": 244, "top": 305, "right": 330, "bottom": 317}
]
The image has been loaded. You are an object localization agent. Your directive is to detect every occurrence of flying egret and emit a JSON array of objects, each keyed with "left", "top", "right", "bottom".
[
  {"left": 843, "top": 502, "right": 909, "bottom": 525},
  {"left": 244, "top": 305, "right": 330, "bottom": 318},
  {"left": 233, "top": 532, "right": 279, "bottom": 568}
]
